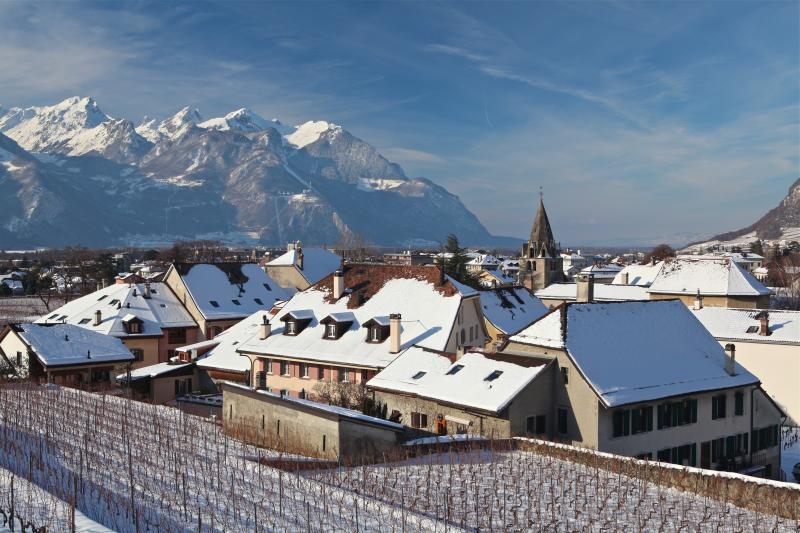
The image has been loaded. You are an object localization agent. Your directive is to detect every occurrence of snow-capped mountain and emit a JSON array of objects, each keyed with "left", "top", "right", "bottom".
[{"left": 0, "top": 96, "right": 496, "bottom": 248}]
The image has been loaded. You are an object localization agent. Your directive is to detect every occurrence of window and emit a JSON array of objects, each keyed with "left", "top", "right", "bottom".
[
  {"left": 48, "top": 313, "right": 58, "bottom": 320},
  {"left": 557, "top": 408, "right": 568, "bottom": 435},
  {"left": 263, "top": 283, "right": 271, "bottom": 291},
  {"left": 711, "top": 437, "right": 725, "bottom": 463},
  {"left": 326, "top": 324, "right": 337, "bottom": 338},
  {"left": 712, "top": 394, "right": 727, "bottom": 420},
  {"left": 631, "top": 406, "right": 653, "bottom": 435},
  {"left": 108, "top": 299, "right": 119, "bottom": 306},
  {"left": 412, "top": 371, "right": 426, "bottom": 380},
  {"left": 446, "top": 364, "right": 464, "bottom": 376},
  {"left": 657, "top": 398, "right": 697, "bottom": 429},
  {"left": 460, "top": 329, "right": 465, "bottom": 344},
  {"left": 659, "top": 444, "right": 696, "bottom": 466},
  {"left": 254, "top": 298, "right": 264, "bottom": 305},
  {"left": 256, "top": 371, "right": 266, "bottom": 389},
  {"left": 734, "top": 391, "right": 744, "bottom": 416},
  {"left": 280, "top": 361, "right": 290, "bottom": 376},
  {"left": 127, "top": 321, "right": 141, "bottom": 334},
  {"left": 168, "top": 328, "right": 186, "bottom": 344},
  {"left": 370, "top": 327, "right": 380, "bottom": 342},
  {"left": 300, "top": 363, "right": 309, "bottom": 378},
  {"left": 322, "top": 434, "right": 326, "bottom": 452},
  {"left": 338, "top": 369, "right": 348, "bottom": 382},
  {"left": 746, "top": 325, "right": 759, "bottom": 334},
  {"left": 231, "top": 299, "right": 241, "bottom": 306},
  {"left": 97, "top": 295, "right": 107, "bottom": 301},
  {"left": 265, "top": 358, "right": 273, "bottom": 374},
  {"left": 79, "top": 318, "right": 91, "bottom": 325},
  {"left": 527, "top": 416, "right": 536, "bottom": 434},
  {"left": 411, "top": 412, "right": 428, "bottom": 429},
  {"left": 535, "top": 415, "right": 546, "bottom": 435},
  {"left": 15, "top": 351, "right": 22, "bottom": 366},
  {"left": 636, "top": 452, "right": 653, "bottom": 460},
  {"left": 561, "top": 367, "right": 569, "bottom": 385},
  {"left": 612, "top": 409, "right": 630, "bottom": 438},
  {"left": 484, "top": 370, "right": 503, "bottom": 382},
  {"left": 209, "top": 300, "right": 219, "bottom": 308},
  {"left": 752, "top": 425, "right": 780, "bottom": 452},
  {"left": 285, "top": 321, "right": 297, "bottom": 335},
  {"left": 130, "top": 348, "right": 144, "bottom": 362}
]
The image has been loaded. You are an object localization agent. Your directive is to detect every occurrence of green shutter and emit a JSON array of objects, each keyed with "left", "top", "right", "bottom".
[
  {"left": 623, "top": 410, "right": 631, "bottom": 436},
  {"left": 657, "top": 404, "right": 664, "bottom": 429},
  {"left": 690, "top": 399, "right": 698, "bottom": 423},
  {"left": 743, "top": 432, "right": 748, "bottom": 453},
  {"left": 726, "top": 436, "right": 735, "bottom": 458},
  {"left": 646, "top": 406, "right": 653, "bottom": 432},
  {"left": 690, "top": 443, "right": 697, "bottom": 467}
]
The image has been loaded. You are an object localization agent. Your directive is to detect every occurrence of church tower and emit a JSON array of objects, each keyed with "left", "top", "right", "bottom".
[{"left": 518, "top": 194, "right": 563, "bottom": 290}]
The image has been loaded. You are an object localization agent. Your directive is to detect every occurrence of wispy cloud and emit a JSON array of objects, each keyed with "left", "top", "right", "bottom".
[{"left": 381, "top": 147, "right": 446, "bottom": 165}]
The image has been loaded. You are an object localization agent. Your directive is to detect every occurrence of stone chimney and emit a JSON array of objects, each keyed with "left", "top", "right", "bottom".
[
  {"left": 620, "top": 272, "right": 629, "bottom": 285},
  {"left": 144, "top": 281, "right": 151, "bottom": 299},
  {"left": 576, "top": 273, "right": 594, "bottom": 303},
  {"left": 259, "top": 315, "right": 271, "bottom": 340},
  {"left": 756, "top": 311, "right": 770, "bottom": 336},
  {"left": 693, "top": 289, "right": 703, "bottom": 310},
  {"left": 333, "top": 270, "right": 344, "bottom": 299},
  {"left": 724, "top": 343, "right": 736, "bottom": 376},
  {"left": 94, "top": 310, "right": 102, "bottom": 326},
  {"left": 389, "top": 313, "right": 402, "bottom": 354}
]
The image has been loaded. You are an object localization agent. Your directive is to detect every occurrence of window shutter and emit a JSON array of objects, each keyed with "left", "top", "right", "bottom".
[
  {"left": 623, "top": 410, "right": 630, "bottom": 436},
  {"left": 690, "top": 443, "right": 697, "bottom": 467},
  {"left": 646, "top": 406, "right": 653, "bottom": 432},
  {"left": 657, "top": 404, "right": 664, "bottom": 430},
  {"left": 690, "top": 399, "right": 698, "bottom": 423}
]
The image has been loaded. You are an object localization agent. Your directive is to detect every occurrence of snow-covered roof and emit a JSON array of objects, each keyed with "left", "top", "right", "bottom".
[
  {"left": 266, "top": 248, "right": 341, "bottom": 286},
  {"left": 648, "top": 258, "right": 771, "bottom": 297},
  {"left": 175, "top": 263, "right": 294, "bottom": 320},
  {"left": 478, "top": 269, "right": 515, "bottom": 287},
  {"left": 223, "top": 381, "right": 403, "bottom": 430},
  {"left": 14, "top": 323, "right": 133, "bottom": 367},
  {"left": 118, "top": 360, "right": 194, "bottom": 382},
  {"left": 35, "top": 282, "right": 196, "bottom": 337},
  {"left": 692, "top": 307, "right": 800, "bottom": 345},
  {"left": 196, "top": 310, "right": 270, "bottom": 373},
  {"left": 367, "top": 349, "right": 546, "bottom": 413},
  {"left": 237, "top": 264, "right": 474, "bottom": 369},
  {"left": 479, "top": 287, "right": 548, "bottom": 334},
  {"left": 535, "top": 283, "right": 649, "bottom": 302},
  {"left": 580, "top": 264, "right": 623, "bottom": 278},
  {"left": 467, "top": 254, "right": 501, "bottom": 267},
  {"left": 510, "top": 300, "right": 759, "bottom": 407},
  {"left": 611, "top": 261, "right": 664, "bottom": 286}
]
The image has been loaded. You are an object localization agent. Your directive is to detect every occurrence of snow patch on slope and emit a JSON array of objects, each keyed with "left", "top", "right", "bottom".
[{"left": 285, "top": 120, "right": 341, "bottom": 148}]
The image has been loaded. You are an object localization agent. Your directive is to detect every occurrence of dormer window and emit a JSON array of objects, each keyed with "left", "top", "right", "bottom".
[
  {"left": 286, "top": 321, "right": 297, "bottom": 335},
  {"left": 319, "top": 312, "right": 355, "bottom": 341},
  {"left": 363, "top": 317, "right": 390, "bottom": 343},
  {"left": 280, "top": 310, "right": 314, "bottom": 336},
  {"left": 370, "top": 327, "right": 381, "bottom": 342},
  {"left": 326, "top": 324, "right": 337, "bottom": 338},
  {"left": 412, "top": 371, "right": 426, "bottom": 380},
  {"left": 122, "top": 315, "right": 144, "bottom": 335}
]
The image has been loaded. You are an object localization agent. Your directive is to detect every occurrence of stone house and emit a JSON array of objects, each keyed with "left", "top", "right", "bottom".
[{"left": 500, "top": 300, "right": 785, "bottom": 478}]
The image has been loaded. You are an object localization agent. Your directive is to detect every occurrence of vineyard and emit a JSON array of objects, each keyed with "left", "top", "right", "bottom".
[{"left": 0, "top": 384, "right": 798, "bottom": 532}]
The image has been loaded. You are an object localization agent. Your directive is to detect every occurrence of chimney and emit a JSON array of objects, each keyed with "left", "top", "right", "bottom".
[
  {"left": 94, "top": 310, "right": 102, "bottom": 326},
  {"left": 333, "top": 270, "right": 344, "bottom": 299},
  {"left": 101, "top": 279, "right": 108, "bottom": 289},
  {"left": 756, "top": 311, "right": 770, "bottom": 336},
  {"left": 259, "top": 315, "right": 271, "bottom": 340},
  {"left": 64, "top": 334, "right": 69, "bottom": 342},
  {"left": 389, "top": 313, "right": 402, "bottom": 354},
  {"left": 297, "top": 249, "right": 304, "bottom": 271},
  {"left": 620, "top": 272, "right": 629, "bottom": 285},
  {"left": 96, "top": 282, "right": 102, "bottom": 292},
  {"left": 693, "top": 289, "right": 703, "bottom": 310},
  {"left": 576, "top": 273, "right": 594, "bottom": 303},
  {"left": 133, "top": 288, "right": 138, "bottom": 297},
  {"left": 144, "top": 281, "right": 151, "bottom": 299},
  {"left": 287, "top": 242, "right": 295, "bottom": 252},
  {"left": 87, "top": 350, "right": 91, "bottom": 360},
  {"left": 724, "top": 343, "right": 736, "bottom": 376}
]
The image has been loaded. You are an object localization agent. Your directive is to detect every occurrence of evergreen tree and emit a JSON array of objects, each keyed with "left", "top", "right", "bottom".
[{"left": 438, "top": 234, "right": 482, "bottom": 289}]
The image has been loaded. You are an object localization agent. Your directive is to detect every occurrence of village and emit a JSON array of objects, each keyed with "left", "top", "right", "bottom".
[{"left": 0, "top": 196, "right": 798, "bottom": 530}]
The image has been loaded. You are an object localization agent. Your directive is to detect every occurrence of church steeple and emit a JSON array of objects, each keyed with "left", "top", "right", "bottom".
[{"left": 528, "top": 195, "right": 557, "bottom": 258}]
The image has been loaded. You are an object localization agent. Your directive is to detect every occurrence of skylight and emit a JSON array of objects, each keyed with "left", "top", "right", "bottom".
[
  {"left": 263, "top": 283, "right": 271, "bottom": 291},
  {"left": 78, "top": 318, "right": 91, "bottom": 325},
  {"left": 484, "top": 370, "right": 503, "bottom": 382},
  {"left": 97, "top": 295, "right": 107, "bottom": 301},
  {"left": 412, "top": 371, "right": 426, "bottom": 380},
  {"left": 232, "top": 299, "right": 241, "bottom": 306},
  {"left": 746, "top": 325, "right": 759, "bottom": 334},
  {"left": 446, "top": 364, "right": 464, "bottom": 375},
  {"left": 254, "top": 298, "right": 264, "bottom": 305},
  {"left": 209, "top": 300, "right": 220, "bottom": 308},
  {"left": 108, "top": 299, "right": 119, "bottom": 306}
]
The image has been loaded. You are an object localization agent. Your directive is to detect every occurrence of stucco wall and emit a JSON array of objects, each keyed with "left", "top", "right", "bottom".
[
  {"left": 122, "top": 337, "right": 160, "bottom": 369},
  {"left": 647, "top": 292, "right": 768, "bottom": 309},
  {"left": 163, "top": 267, "right": 210, "bottom": 339},
  {"left": 0, "top": 329, "right": 31, "bottom": 378},
  {"left": 264, "top": 265, "right": 309, "bottom": 290}
]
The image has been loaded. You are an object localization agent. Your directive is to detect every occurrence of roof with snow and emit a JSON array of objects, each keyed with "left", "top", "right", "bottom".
[
  {"left": 367, "top": 348, "right": 546, "bottom": 413},
  {"left": 477, "top": 269, "right": 515, "bottom": 287},
  {"left": 12, "top": 323, "right": 133, "bottom": 367},
  {"left": 118, "top": 360, "right": 194, "bottom": 382},
  {"left": 509, "top": 300, "right": 759, "bottom": 407},
  {"left": 172, "top": 263, "right": 294, "bottom": 320},
  {"left": 535, "top": 283, "right": 649, "bottom": 302},
  {"left": 35, "top": 282, "right": 196, "bottom": 337},
  {"left": 195, "top": 310, "right": 270, "bottom": 373},
  {"left": 611, "top": 261, "right": 664, "bottom": 286},
  {"left": 692, "top": 307, "right": 800, "bottom": 345},
  {"left": 580, "top": 264, "right": 623, "bottom": 278},
  {"left": 479, "top": 287, "right": 548, "bottom": 334},
  {"left": 237, "top": 264, "right": 477, "bottom": 369},
  {"left": 648, "top": 258, "right": 771, "bottom": 297},
  {"left": 467, "top": 254, "right": 501, "bottom": 267},
  {"left": 267, "top": 248, "right": 341, "bottom": 285}
]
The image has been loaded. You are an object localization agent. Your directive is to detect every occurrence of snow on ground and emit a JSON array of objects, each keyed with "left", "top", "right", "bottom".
[{"left": 782, "top": 427, "right": 800, "bottom": 483}]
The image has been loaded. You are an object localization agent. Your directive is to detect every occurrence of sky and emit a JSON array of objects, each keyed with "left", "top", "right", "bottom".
[{"left": 0, "top": 1, "right": 797, "bottom": 246}]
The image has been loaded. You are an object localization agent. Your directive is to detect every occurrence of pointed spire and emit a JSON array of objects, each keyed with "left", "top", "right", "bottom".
[{"left": 529, "top": 194, "right": 557, "bottom": 258}]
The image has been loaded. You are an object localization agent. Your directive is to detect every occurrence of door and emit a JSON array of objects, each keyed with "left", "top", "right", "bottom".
[{"left": 701, "top": 441, "right": 711, "bottom": 469}]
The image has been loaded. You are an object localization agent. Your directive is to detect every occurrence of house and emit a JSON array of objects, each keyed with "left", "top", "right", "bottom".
[
  {"left": 465, "top": 254, "right": 502, "bottom": 273},
  {"left": 561, "top": 251, "right": 590, "bottom": 280},
  {"left": 222, "top": 381, "right": 403, "bottom": 460},
  {"left": 647, "top": 257, "right": 771, "bottom": 309},
  {"left": 118, "top": 360, "right": 201, "bottom": 404},
  {"left": 0, "top": 323, "right": 133, "bottom": 387},
  {"left": 500, "top": 300, "right": 784, "bottom": 478},
  {"left": 691, "top": 306, "right": 800, "bottom": 426},
  {"left": 478, "top": 287, "right": 548, "bottom": 346},
  {"left": 611, "top": 261, "right": 664, "bottom": 286},
  {"left": 264, "top": 242, "right": 341, "bottom": 290},
  {"left": 535, "top": 275, "right": 649, "bottom": 308},
  {"left": 368, "top": 348, "right": 552, "bottom": 438},
  {"left": 475, "top": 268, "right": 515, "bottom": 288},
  {"left": 163, "top": 262, "right": 294, "bottom": 340},
  {"left": 579, "top": 263, "right": 622, "bottom": 284},
  {"left": 235, "top": 264, "right": 487, "bottom": 400},
  {"left": 35, "top": 282, "right": 199, "bottom": 369}
]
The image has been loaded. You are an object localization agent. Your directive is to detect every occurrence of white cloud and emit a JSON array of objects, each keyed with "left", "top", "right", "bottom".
[{"left": 380, "top": 147, "right": 446, "bottom": 165}]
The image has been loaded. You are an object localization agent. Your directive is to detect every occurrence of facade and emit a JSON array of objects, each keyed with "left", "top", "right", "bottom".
[
  {"left": 120, "top": 360, "right": 202, "bottom": 404},
  {"left": 35, "top": 282, "right": 199, "bottom": 369},
  {"left": 163, "top": 262, "right": 293, "bottom": 340},
  {"left": 222, "top": 381, "right": 403, "bottom": 460},
  {"left": 264, "top": 243, "right": 341, "bottom": 290},
  {"left": 236, "top": 264, "right": 488, "bottom": 401},
  {"left": 691, "top": 306, "right": 800, "bottom": 426},
  {"left": 647, "top": 258, "right": 771, "bottom": 309},
  {"left": 368, "top": 348, "right": 553, "bottom": 438},
  {"left": 0, "top": 323, "right": 133, "bottom": 387},
  {"left": 478, "top": 287, "right": 548, "bottom": 346},
  {"left": 500, "top": 300, "right": 784, "bottom": 478},
  {"left": 518, "top": 196, "right": 564, "bottom": 291}
]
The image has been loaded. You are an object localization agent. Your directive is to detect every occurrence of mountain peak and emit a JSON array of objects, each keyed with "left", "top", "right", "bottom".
[
  {"left": 198, "top": 107, "right": 277, "bottom": 133},
  {"left": 285, "top": 120, "right": 342, "bottom": 148}
]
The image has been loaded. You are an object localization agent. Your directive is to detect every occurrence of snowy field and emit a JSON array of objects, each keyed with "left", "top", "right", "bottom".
[{"left": 0, "top": 384, "right": 797, "bottom": 532}]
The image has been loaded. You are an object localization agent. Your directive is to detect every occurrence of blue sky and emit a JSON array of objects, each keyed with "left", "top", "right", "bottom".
[{"left": 0, "top": 1, "right": 797, "bottom": 245}]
